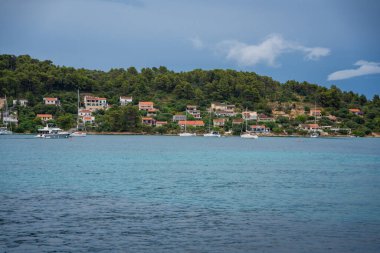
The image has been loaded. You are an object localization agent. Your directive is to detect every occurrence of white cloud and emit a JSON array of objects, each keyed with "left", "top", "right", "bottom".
[
  {"left": 190, "top": 36, "right": 204, "bottom": 50},
  {"left": 216, "top": 34, "right": 330, "bottom": 67},
  {"left": 302, "top": 47, "right": 331, "bottom": 60},
  {"left": 328, "top": 60, "right": 380, "bottom": 81}
]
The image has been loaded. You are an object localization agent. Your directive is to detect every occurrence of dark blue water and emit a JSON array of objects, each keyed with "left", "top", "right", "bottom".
[{"left": 1, "top": 135, "right": 380, "bottom": 252}]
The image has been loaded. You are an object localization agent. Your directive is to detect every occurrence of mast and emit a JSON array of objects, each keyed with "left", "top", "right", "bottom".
[
  {"left": 4, "top": 95, "right": 8, "bottom": 129},
  {"left": 245, "top": 108, "right": 248, "bottom": 132},
  {"left": 77, "top": 89, "right": 80, "bottom": 130},
  {"left": 208, "top": 109, "right": 211, "bottom": 133},
  {"left": 314, "top": 101, "right": 317, "bottom": 125},
  {"left": 184, "top": 109, "right": 187, "bottom": 133}
]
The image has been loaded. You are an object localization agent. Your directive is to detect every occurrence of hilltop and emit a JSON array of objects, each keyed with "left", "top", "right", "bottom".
[{"left": 0, "top": 54, "right": 379, "bottom": 136}]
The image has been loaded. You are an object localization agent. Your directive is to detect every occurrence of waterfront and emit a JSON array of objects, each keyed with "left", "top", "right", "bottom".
[{"left": 1, "top": 135, "right": 380, "bottom": 252}]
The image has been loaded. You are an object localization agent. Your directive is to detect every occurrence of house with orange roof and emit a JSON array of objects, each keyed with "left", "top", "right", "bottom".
[
  {"left": 36, "top": 114, "right": 53, "bottom": 122},
  {"left": 138, "top": 101, "right": 154, "bottom": 111},
  {"left": 211, "top": 103, "right": 236, "bottom": 117},
  {"left": 78, "top": 109, "right": 92, "bottom": 117},
  {"left": 84, "top": 96, "right": 107, "bottom": 111},
  {"left": 213, "top": 118, "right": 225, "bottom": 127},
  {"left": 43, "top": 97, "right": 60, "bottom": 106},
  {"left": 309, "top": 109, "right": 322, "bottom": 117},
  {"left": 258, "top": 114, "right": 275, "bottom": 122},
  {"left": 242, "top": 111, "right": 257, "bottom": 120},
  {"left": 147, "top": 108, "right": 158, "bottom": 117},
  {"left": 349, "top": 108, "right": 363, "bottom": 115},
  {"left": 178, "top": 120, "right": 205, "bottom": 127},
  {"left": 155, "top": 121, "right": 168, "bottom": 127},
  {"left": 82, "top": 116, "right": 95, "bottom": 124},
  {"left": 186, "top": 105, "right": 202, "bottom": 119},
  {"left": 232, "top": 118, "right": 244, "bottom": 125},
  {"left": 142, "top": 117, "right": 155, "bottom": 126},
  {"left": 299, "top": 123, "right": 320, "bottom": 131}
]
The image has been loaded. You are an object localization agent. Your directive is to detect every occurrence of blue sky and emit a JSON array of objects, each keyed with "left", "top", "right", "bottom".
[{"left": 0, "top": 0, "right": 379, "bottom": 97}]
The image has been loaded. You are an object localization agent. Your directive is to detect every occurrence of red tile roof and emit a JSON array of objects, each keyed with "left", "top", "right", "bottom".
[
  {"left": 44, "top": 97, "right": 58, "bottom": 101},
  {"left": 85, "top": 96, "right": 106, "bottom": 101},
  {"left": 349, "top": 108, "right": 361, "bottom": 112},
  {"left": 139, "top": 101, "right": 153, "bottom": 106},
  {"left": 250, "top": 125, "right": 266, "bottom": 128},
  {"left": 36, "top": 114, "right": 53, "bottom": 118},
  {"left": 178, "top": 120, "right": 205, "bottom": 126}
]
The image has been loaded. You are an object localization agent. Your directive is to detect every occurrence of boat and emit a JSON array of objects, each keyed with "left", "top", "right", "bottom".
[
  {"left": 204, "top": 109, "right": 221, "bottom": 137},
  {"left": 70, "top": 131, "right": 87, "bottom": 137},
  {"left": 0, "top": 127, "right": 12, "bottom": 135},
  {"left": 204, "top": 131, "right": 221, "bottom": 137},
  {"left": 1, "top": 95, "right": 13, "bottom": 135},
  {"left": 179, "top": 132, "right": 196, "bottom": 137},
  {"left": 179, "top": 109, "right": 196, "bottom": 137},
  {"left": 36, "top": 124, "right": 70, "bottom": 139},
  {"left": 310, "top": 132, "right": 319, "bottom": 138},
  {"left": 70, "top": 89, "right": 86, "bottom": 137},
  {"left": 240, "top": 108, "right": 258, "bottom": 139}
]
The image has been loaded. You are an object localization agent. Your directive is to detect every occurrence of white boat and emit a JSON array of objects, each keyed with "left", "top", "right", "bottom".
[
  {"left": 0, "top": 127, "right": 12, "bottom": 135},
  {"left": 310, "top": 132, "right": 319, "bottom": 138},
  {"left": 70, "top": 131, "right": 87, "bottom": 137},
  {"left": 204, "top": 109, "right": 221, "bottom": 137},
  {"left": 241, "top": 132, "right": 258, "bottom": 139},
  {"left": 179, "top": 132, "right": 196, "bottom": 137},
  {"left": 204, "top": 131, "right": 221, "bottom": 137},
  {"left": 36, "top": 124, "right": 70, "bottom": 139},
  {"left": 70, "top": 89, "right": 87, "bottom": 137},
  {"left": 179, "top": 109, "right": 196, "bottom": 137},
  {"left": 240, "top": 107, "right": 258, "bottom": 139}
]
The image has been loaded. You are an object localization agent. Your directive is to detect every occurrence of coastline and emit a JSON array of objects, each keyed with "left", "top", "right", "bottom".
[{"left": 7, "top": 132, "right": 380, "bottom": 138}]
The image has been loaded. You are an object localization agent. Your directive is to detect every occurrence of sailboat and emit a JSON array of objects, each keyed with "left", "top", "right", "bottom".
[
  {"left": 240, "top": 109, "right": 258, "bottom": 139},
  {"left": 310, "top": 101, "right": 319, "bottom": 138},
  {"left": 70, "top": 90, "right": 86, "bottom": 137},
  {"left": 204, "top": 109, "right": 220, "bottom": 137},
  {"left": 179, "top": 109, "right": 196, "bottom": 136},
  {"left": 0, "top": 95, "right": 13, "bottom": 135}
]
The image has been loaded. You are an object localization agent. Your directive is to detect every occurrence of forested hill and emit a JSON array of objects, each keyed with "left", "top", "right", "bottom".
[
  {"left": 0, "top": 54, "right": 375, "bottom": 107},
  {"left": 1, "top": 54, "right": 379, "bottom": 135}
]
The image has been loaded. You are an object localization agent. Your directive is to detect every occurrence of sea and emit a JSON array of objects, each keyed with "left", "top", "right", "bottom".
[{"left": 1, "top": 135, "right": 380, "bottom": 252}]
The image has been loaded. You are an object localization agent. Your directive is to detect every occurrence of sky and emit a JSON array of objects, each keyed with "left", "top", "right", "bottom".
[{"left": 0, "top": 0, "right": 379, "bottom": 97}]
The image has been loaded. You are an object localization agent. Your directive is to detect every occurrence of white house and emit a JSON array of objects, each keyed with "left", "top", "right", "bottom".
[
  {"left": 13, "top": 99, "right": 28, "bottom": 107},
  {"left": 43, "top": 97, "right": 60, "bottom": 106},
  {"left": 242, "top": 111, "right": 257, "bottom": 120},
  {"left": 120, "top": 96, "right": 133, "bottom": 106}
]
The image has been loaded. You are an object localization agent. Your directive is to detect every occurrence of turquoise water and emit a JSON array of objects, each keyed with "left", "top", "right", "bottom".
[{"left": 1, "top": 135, "right": 380, "bottom": 252}]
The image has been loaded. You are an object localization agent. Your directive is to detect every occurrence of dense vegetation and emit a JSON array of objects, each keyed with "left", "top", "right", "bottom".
[{"left": 1, "top": 54, "right": 379, "bottom": 136}]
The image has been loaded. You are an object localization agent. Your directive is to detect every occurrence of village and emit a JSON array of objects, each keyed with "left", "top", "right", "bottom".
[{"left": 0, "top": 94, "right": 365, "bottom": 136}]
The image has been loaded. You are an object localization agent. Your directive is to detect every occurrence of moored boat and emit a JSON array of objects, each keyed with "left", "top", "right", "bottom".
[
  {"left": 36, "top": 124, "right": 70, "bottom": 139},
  {"left": 70, "top": 131, "right": 87, "bottom": 137},
  {"left": 204, "top": 131, "right": 221, "bottom": 137},
  {"left": 0, "top": 127, "right": 12, "bottom": 135}
]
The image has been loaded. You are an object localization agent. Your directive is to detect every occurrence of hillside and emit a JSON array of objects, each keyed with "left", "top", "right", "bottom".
[{"left": 0, "top": 54, "right": 379, "bottom": 136}]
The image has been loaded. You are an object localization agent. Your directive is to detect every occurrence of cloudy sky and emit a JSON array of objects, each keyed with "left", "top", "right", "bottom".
[{"left": 0, "top": 0, "right": 379, "bottom": 97}]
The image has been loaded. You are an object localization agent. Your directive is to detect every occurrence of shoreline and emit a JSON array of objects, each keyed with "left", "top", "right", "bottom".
[{"left": 7, "top": 132, "right": 380, "bottom": 138}]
